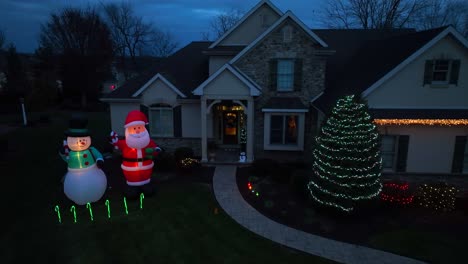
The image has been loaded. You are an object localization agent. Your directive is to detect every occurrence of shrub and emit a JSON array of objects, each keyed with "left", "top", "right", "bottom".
[
  {"left": 289, "top": 170, "right": 309, "bottom": 200},
  {"left": 415, "top": 182, "right": 459, "bottom": 212},
  {"left": 174, "top": 147, "right": 194, "bottom": 162},
  {"left": 154, "top": 152, "right": 176, "bottom": 172},
  {"left": 271, "top": 163, "right": 294, "bottom": 183},
  {"left": 380, "top": 181, "right": 414, "bottom": 206},
  {"left": 251, "top": 159, "right": 279, "bottom": 178}
]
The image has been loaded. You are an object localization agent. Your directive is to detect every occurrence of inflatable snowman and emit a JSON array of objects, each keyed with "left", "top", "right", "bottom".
[{"left": 59, "top": 114, "right": 107, "bottom": 205}]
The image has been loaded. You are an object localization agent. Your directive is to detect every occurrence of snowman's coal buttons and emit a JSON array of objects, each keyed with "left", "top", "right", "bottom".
[
  {"left": 85, "top": 161, "right": 89, "bottom": 166},
  {"left": 83, "top": 154, "right": 88, "bottom": 158}
]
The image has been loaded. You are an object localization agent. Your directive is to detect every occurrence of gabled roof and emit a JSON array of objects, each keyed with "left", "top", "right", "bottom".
[
  {"left": 361, "top": 26, "right": 468, "bottom": 97},
  {"left": 192, "top": 64, "right": 261, "bottom": 96},
  {"left": 132, "top": 73, "right": 186, "bottom": 98},
  {"left": 102, "top": 41, "right": 211, "bottom": 99},
  {"left": 230, "top": 11, "right": 328, "bottom": 64},
  {"left": 208, "top": 0, "right": 283, "bottom": 48},
  {"left": 313, "top": 26, "right": 460, "bottom": 114}
]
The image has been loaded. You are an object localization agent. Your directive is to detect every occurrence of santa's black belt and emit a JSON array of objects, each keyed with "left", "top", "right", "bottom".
[{"left": 123, "top": 157, "right": 152, "bottom": 162}]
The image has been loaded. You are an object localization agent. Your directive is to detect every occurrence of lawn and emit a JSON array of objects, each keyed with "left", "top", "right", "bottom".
[
  {"left": 0, "top": 110, "right": 331, "bottom": 264},
  {"left": 237, "top": 165, "right": 468, "bottom": 264}
]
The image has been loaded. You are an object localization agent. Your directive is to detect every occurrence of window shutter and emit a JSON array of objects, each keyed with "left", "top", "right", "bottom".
[
  {"left": 423, "top": 60, "right": 433, "bottom": 85},
  {"left": 173, "top": 105, "right": 182, "bottom": 137},
  {"left": 269, "top": 59, "right": 277, "bottom": 90},
  {"left": 140, "top": 104, "right": 150, "bottom": 134},
  {"left": 396, "top": 135, "right": 409, "bottom": 172},
  {"left": 449, "top": 60, "right": 461, "bottom": 85},
  {"left": 294, "top": 59, "right": 303, "bottom": 91},
  {"left": 451, "top": 136, "right": 467, "bottom": 173}
]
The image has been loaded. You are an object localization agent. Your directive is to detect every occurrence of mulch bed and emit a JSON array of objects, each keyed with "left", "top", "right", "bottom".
[{"left": 236, "top": 166, "right": 468, "bottom": 247}]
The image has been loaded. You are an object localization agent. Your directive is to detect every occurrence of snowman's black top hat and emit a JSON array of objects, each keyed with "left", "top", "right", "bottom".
[{"left": 64, "top": 114, "right": 91, "bottom": 137}]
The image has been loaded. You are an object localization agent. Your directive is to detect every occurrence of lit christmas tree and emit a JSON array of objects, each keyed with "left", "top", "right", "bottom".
[{"left": 308, "top": 95, "right": 382, "bottom": 213}]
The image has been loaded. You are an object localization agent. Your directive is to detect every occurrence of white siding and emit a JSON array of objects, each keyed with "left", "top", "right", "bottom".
[
  {"left": 181, "top": 103, "right": 201, "bottom": 138},
  {"left": 379, "top": 126, "right": 468, "bottom": 173},
  {"left": 110, "top": 103, "right": 141, "bottom": 135},
  {"left": 204, "top": 70, "right": 250, "bottom": 96},
  {"left": 219, "top": 4, "right": 281, "bottom": 46},
  {"left": 366, "top": 35, "right": 468, "bottom": 108},
  {"left": 141, "top": 79, "right": 179, "bottom": 106},
  {"left": 209, "top": 56, "right": 233, "bottom": 76}
]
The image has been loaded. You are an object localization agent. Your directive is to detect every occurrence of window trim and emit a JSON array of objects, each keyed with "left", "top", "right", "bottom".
[
  {"left": 463, "top": 139, "right": 468, "bottom": 173},
  {"left": 264, "top": 112, "right": 305, "bottom": 151},
  {"left": 381, "top": 135, "right": 399, "bottom": 173},
  {"left": 149, "top": 105, "right": 174, "bottom": 137},
  {"left": 276, "top": 59, "right": 295, "bottom": 92}
]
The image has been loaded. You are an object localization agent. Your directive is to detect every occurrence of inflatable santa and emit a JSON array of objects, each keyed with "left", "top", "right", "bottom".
[{"left": 110, "top": 110, "right": 161, "bottom": 196}]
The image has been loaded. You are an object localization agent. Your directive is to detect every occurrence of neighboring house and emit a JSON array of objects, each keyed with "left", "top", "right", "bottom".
[{"left": 101, "top": 0, "right": 468, "bottom": 175}]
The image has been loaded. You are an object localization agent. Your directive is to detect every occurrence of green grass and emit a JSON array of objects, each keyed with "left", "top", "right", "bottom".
[
  {"left": 0, "top": 110, "right": 330, "bottom": 264},
  {"left": 369, "top": 229, "right": 467, "bottom": 264}
]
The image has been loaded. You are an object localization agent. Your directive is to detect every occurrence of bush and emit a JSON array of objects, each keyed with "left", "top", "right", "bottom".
[
  {"left": 154, "top": 151, "right": 176, "bottom": 172},
  {"left": 289, "top": 170, "right": 309, "bottom": 200},
  {"left": 251, "top": 159, "right": 279, "bottom": 178},
  {"left": 174, "top": 147, "right": 194, "bottom": 162},
  {"left": 415, "top": 182, "right": 459, "bottom": 212},
  {"left": 380, "top": 181, "right": 414, "bottom": 206}
]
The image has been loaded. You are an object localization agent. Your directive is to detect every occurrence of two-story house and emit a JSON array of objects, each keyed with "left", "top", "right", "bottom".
[{"left": 101, "top": 0, "right": 468, "bottom": 175}]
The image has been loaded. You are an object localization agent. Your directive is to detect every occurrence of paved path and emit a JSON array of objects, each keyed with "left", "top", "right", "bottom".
[{"left": 213, "top": 165, "right": 426, "bottom": 264}]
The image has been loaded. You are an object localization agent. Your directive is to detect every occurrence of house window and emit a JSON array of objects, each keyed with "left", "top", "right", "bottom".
[
  {"left": 264, "top": 112, "right": 305, "bottom": 151},
  {"left": 283, "top": 26, "right": 292, "bottom": 43},
  {"left": 149, "top": 105, "right": 173, "bottom": 137},
  {"left": 432, "top": 60, "right": 450, "bottom": 83},
  {"left": 424, "top": 59, "right": 461, "bottom": 86},
  {"left": 381, "top": 135, "right": 397, "bottom": 171},
  {"left": 277, "top": 60, "right": 294, "bottom": 91},
  {"left": 453, "top": 136, "right": 468, "bottom": 173}
]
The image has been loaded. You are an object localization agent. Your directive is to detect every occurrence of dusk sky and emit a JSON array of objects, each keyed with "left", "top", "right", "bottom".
[{"left": 0, "top": 0, "right": 326, "bottom": 54}]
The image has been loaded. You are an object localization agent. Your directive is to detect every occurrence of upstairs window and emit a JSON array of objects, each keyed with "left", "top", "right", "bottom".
[
  {"left": 423, "top": 59, "right": 461, "bottom": 86},
  {"left": 269, "top": 59, "right": 303, "bottom": 92},
  {"left": 277, "top": 60, "right": 294, "bottom": 91}
]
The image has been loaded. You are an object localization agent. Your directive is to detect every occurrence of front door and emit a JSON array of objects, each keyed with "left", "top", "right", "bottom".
[{"left": 223, "top": 111, "right": 238, "bottom": 144}]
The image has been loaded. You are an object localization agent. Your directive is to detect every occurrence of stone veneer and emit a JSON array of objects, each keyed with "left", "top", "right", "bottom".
[
  {"left": 152, "top": 137, "right": 202, "bottom": 156},
  {"left": 234, "top": 18, "right": 327, "bottom": 161}
]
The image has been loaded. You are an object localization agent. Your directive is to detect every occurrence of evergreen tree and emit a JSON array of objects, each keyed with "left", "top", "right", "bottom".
[
  {"left": 5, "top": 44, "right": 29, "bottom": 99},
  {"left": 308, "top": 95, "right": 382, "bottom": 213}
]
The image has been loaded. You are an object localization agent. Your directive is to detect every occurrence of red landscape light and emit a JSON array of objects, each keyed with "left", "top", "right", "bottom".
[{"left": 110, "top": 84, "right": 116, "bottom": 90}]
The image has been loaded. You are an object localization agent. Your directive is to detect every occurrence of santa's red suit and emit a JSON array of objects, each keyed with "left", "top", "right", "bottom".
[{"left": 112, "top": 110, "right": 160, "bottom": 186}]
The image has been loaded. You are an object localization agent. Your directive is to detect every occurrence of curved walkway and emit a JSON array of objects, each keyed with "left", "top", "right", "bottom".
[{"left": 213, "top": 165, "right": 425, "bottom": 264}]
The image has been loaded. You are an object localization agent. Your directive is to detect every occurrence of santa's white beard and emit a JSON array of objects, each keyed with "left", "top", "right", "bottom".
[{"left": 126, "top": 130, "right": 150, "bottom": 149}]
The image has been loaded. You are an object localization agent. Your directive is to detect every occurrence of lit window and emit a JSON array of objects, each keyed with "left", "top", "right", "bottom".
[
  {"left": 264, "top": 112, "right": 305, "bottom": 151},
  {"left": 277, "top": 60, "right": 294, "bottom": 91},
  {"left": 150, "top": 106, "right": 173, "bottom": 137}
]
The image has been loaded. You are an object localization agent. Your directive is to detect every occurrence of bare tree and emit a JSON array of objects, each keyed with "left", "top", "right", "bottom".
[
  {"left": 411, "top": 0, "right": 468, "bottom": 37},
  {"left": 149, "top": 29, "right": 178, "bottom": 57},
  {"left": 321, "top": 0, "right": 427, "bottom": 29},
  {"left": 210, "top": 9, "right": 244, "bottom": 39},
  {"left": 0, "top": 29, "right": 5, "bottom": 50},
  {"left": 39, "top": 7, "right": 113, "bottom": 109},
  {"left": 102, "top": 2, "right": 178, "bottom": 79}
]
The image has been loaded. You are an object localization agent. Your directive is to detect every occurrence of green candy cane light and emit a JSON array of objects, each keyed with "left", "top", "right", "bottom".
[
  {"left": 86, "top": 202, "right": 94, "bottom": 221},
  {"left": 105, "top": 199, "right": 111, "bottom": 218},
  {"left": 54, "top": 205, "right": 62, "bottom": 223},
  {"left": 70, "top": 205, "right": 77, "bottom": 223},
  {"left": 140, "top": 193, "right": 144, "bottom": 210}
]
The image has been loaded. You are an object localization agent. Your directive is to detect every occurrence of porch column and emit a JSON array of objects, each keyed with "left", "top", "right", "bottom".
[
  {"left": 246, "top": 98, "right": 254, "bottom": 162},
  {"left": 201, "top": 97, "right": 208, "bottom": 162}
]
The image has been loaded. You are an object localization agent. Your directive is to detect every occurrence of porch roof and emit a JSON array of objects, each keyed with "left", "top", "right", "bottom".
[{"left": 263, "top": 97, "right": 308, "bottom": 110}]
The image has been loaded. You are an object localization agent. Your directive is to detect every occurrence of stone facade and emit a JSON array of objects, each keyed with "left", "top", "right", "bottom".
[
  {"left": 234, "top": 18, "right": 327, "bottom": 160},
  {"left": 152, "top": 137, "right": 202, "bottom": 157}
]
